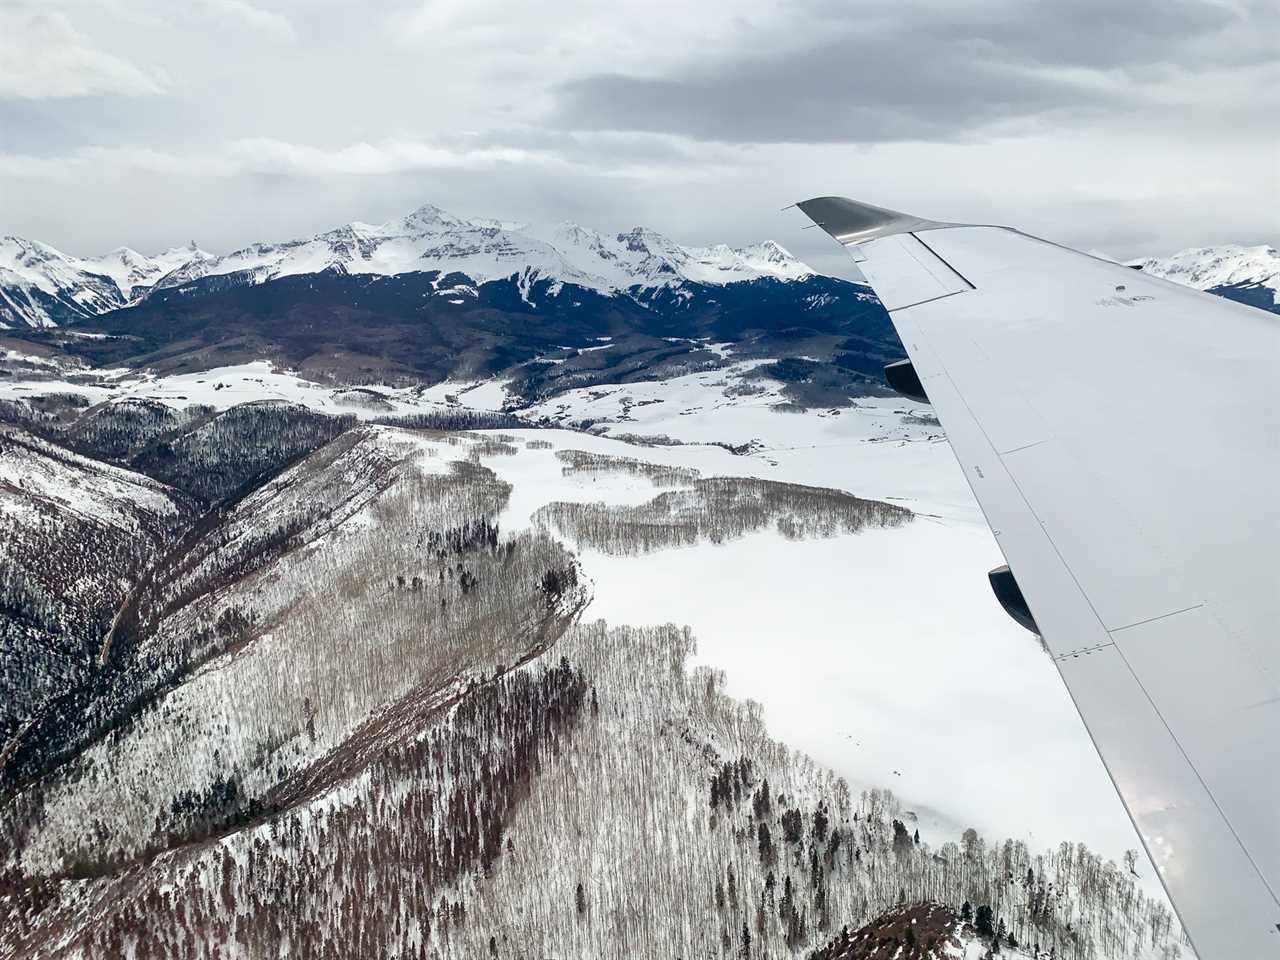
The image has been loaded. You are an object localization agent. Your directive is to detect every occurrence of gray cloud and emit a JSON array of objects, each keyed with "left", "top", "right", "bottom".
[
  {"left": 0, "top": 5, "right": 168, "bottom": 99},
  {"left": 555, "top": 0, "right": 1277, "bottom": 142}
]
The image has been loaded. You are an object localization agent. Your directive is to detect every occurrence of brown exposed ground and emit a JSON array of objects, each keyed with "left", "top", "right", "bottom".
[{"left": 811, "top": 902, "right": 964, "bottom": 959}]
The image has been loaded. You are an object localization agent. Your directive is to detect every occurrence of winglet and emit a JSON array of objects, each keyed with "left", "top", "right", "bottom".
[{"left": 795, "top": 196, "right": 950, "bottom": 246}]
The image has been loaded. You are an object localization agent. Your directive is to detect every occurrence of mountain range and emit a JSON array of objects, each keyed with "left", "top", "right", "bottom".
[
  {"left": 4, "top": 204, "right": 1277, "bottom": 333},
  {"left": 0, "top": 205, "right": 812, "bottom": 330}
]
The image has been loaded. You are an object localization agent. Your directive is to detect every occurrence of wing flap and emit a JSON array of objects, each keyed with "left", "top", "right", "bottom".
[{"left": 856, "top": 233, "right": 973, "bottom": 310}]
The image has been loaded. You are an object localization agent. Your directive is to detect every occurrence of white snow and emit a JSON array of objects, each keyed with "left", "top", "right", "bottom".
[
  {"left": 78, "top": 244, "right": 206, "bottom": 299},
  {"left": 0, "top": 347, "right": 72, "bottom": 369},
  {"left": 451, "top": 378, "right": 512, "bottom": 411},
  {"left": 0, "top": 360, "right": 488, "bottom": 421},
  {"left": 0, "top": 428, "right": 181, "bottom": 528}
]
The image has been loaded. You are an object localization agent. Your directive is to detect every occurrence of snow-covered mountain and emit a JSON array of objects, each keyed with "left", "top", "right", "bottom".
[
  {"left": 0, "top": 236, "right": 207, "bottom": 328},
  {"left": 0, "top": 205, "right": 812, "bottom": 329},
  {"left": 9, "top": 206, "right": 1272, "bottom": 332},
  {"left": 0, "top": 237, "right": 127, "bottom": 328},
  {"left": 1133, "top": 243, "right": 1280, "bottom": 311},
  {"left": 157, "top": 204, "right": 813, "bottom": 294},
  {"left": 80, "top": 243, "right": 207, "bottom": 299}
]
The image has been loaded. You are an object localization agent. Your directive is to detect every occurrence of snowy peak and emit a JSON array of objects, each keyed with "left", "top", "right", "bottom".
[
  {"left": 524, "top": 219, "right": 813, "bottom": 290},
  {"left": 0, "top": 236, "right": 96, "bottom": 293},
  {"left": 1134, "top": 243, "right": 1280, "bottom": 308},
  {"left": 80, "top": 245, "right": 205, "bottom": 299},
  {"left": 684, "top": 239, "right": 813, "bottom": 283},
  {"left": 393, "top": 202, "right": 475, "bottom": 233}
]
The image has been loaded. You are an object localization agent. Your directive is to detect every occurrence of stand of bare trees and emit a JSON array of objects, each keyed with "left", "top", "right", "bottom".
[
  {"left": 554, "top": 448, "right": 700, "bottom": 487},
  {"left": 536, "top": 474, "right": 912, "bottom": 555},
  {"left": 0, "top": 620, "right": 1184, "bottom": 960}
]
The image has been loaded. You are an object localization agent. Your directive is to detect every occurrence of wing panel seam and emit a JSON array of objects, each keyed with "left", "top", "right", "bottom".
[
  {"left": 1109, "top": 603, "right": 1205, "bottom": 634},
  {"left": 887, "top": 289, "right": 969, "bottom": 313}
]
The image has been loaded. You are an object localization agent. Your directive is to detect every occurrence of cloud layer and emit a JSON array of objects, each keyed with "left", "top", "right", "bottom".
[{"left": 0, "top": 0, "right": 1274, "bottom": 262}]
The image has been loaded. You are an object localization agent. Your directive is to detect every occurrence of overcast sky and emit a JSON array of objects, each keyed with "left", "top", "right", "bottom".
[{"left": 1, "top": 0, "right": 1276, "bottom": 274}]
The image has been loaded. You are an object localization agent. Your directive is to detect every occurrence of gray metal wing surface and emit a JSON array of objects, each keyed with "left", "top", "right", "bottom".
[{"left": 797, "top": 195, "right": 1280, "bottom": 959}]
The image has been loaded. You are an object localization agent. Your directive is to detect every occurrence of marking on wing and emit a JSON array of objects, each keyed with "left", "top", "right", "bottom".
[{"left": 862, "top": 233, "right": 973, "bottom": 311}]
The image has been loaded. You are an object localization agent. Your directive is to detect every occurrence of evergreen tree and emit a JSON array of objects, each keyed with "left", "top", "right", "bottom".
[
  {"left": 757, "top": 822, "right": 775, "bottom": 865},
  {"left": 975, "top": 904, "right": 995, "bottom": 937}
]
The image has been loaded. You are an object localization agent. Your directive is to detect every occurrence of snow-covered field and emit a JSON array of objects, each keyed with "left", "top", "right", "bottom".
[
  {"left": 468, "top": 405, "right": 1154, "bottom": 888},
  {"left": 0, "top": 358, "right": 519, "bottom": 421}
]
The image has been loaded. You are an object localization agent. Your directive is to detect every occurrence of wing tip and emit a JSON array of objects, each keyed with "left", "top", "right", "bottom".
[{"left": 795, "top": 196, "right": 947, "bottom": 245}]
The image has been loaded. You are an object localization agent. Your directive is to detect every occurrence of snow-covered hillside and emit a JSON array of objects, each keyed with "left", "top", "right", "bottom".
[
  {"left": 0, "top": 205, "right": 812, "bottom": 328},
  {"left": 0, "top": 270, "right": 1205, "bottom": 957},
  {"left": 0, "top": 426, "right": 194, "bottom": 776},
  {"left": 1134, "top": 243, "right": 1279, "bottom": 310},
  {"left": 0, "top": 356, "right": 1167, "bottom": 876}
]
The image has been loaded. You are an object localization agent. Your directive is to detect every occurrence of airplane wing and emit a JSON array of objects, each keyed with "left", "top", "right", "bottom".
[{"left": 797, "top": 196, "right": 1280, "bottom": 959}]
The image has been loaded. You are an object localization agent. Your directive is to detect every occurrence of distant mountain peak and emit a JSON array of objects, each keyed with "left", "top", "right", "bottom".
[
  {"left": 397, "top": 202, "right": 469, "bottom": 230},
  {"left": 1133, "top": 243, "right": 1279, "bottom": 310}
]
